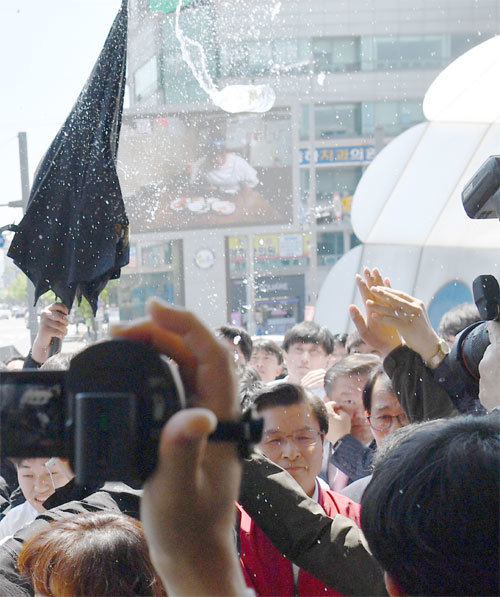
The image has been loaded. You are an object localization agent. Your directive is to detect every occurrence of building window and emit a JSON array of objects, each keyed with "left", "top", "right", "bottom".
[
  {"left": 312, "top": 37, "right": 360, "bottom": 73},
  {"left": 161, "top": 4, "right": 217, "bottom": 105},
  {"left": 141, "top": 242, "right": 174, "bottom": 267},
  {"left": 299, "top": 103, "right": 310, "bottom": 141},
  {"left": 315, "top": 167, "right": 363, "bottom": 203},
  {"left": 227, "top": 234, "right": 311, "bottom": 276},
  {"left": 317, "top": 231, "right": 344, "bottom": 266},
  {"left": 134, "top": 56, "right": 159, "bottom": 102},
  {"left": 119, "top": 272, "right": 176, "bottom": 320},
  {"left": 361, "top": 35, "right": 446, "bottom": 71},
  {"left": 450, "top": 32, "right": 494, "bottom": 60},
  {"left": 361, "top": 100, "right": 424, "bottom": 136},
  {"left": 220, "top": 38, "right": 311, "bottom": 78},
  {"left": 314, "top": 103, "right": 361, "bottom": 138}
]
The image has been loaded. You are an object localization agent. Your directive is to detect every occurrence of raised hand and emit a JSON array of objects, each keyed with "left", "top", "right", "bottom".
[
  {"left": 349, "top": 268, "right": 402, "bottom": 358},
  {"left": 367, "top": 286, "right": 442, "bottom": 363},
  {"left": 324, "top": 401, "right": 352, "bottom": 444},
  {"left": 31, "top": 303, "right": 70, "bottom": 364}
]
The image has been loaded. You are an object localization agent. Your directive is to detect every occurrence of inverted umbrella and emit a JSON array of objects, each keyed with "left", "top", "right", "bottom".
[{"left": 8, "top": 0, "right": 129, "bottom": 317}]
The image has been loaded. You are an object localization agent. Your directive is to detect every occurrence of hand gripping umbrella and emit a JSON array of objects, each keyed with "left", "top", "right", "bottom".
[{"left": 8, "top": 1, "right": 129, "bottom": 321}]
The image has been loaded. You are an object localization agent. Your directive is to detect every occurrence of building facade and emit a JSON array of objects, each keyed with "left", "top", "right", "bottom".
[{"left": 120, "top": 0, "right": 498, "bottom": 332}]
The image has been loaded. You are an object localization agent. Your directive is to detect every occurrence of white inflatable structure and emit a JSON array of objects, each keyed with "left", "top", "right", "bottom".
[{"left": 315, "top": 35, "right": 500, "bottom": 333}]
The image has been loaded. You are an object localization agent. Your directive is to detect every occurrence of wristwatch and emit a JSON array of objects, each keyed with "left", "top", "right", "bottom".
[{"left": 426, "top": 338, "right": 450, "bottom": 369}]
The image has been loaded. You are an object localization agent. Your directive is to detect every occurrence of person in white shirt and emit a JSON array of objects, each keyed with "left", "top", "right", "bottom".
[{"left": 191, "top": 142, "right": 259, "bottom": 196}]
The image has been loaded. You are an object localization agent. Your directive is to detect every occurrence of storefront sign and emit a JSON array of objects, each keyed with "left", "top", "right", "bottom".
[
  {"left": 299, "top": 145, "right": 375, "bottom": 165},
  {"left": 279, "top": 234, "right": 303, "bottom": 257}
]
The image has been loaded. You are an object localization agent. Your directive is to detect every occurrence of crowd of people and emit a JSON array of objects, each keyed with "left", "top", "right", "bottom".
[{"left": 0, "top": 267, "right": 497, "bottom": 596}]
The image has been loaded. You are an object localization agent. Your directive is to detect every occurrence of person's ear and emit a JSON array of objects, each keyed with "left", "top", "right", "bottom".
[{"left": 384, "top": 572, "right": 407, "bottom": 596}]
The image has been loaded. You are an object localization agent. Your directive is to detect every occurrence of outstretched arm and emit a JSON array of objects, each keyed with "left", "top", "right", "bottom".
[
  {"left": 112, "top": 299, "right": 246, "bottom": 596},
  {"left": 240, "top": 452, "right": 387, "bottom": 596}
]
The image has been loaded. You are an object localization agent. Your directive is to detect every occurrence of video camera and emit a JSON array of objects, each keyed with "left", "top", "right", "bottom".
[
  {"left": 449, "top": 156, "right": 500, "bottom": 382},
  {"left": 0, "top": 340, "right": 262, "bottom": 487}
]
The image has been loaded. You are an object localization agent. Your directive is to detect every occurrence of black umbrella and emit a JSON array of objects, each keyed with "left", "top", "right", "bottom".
[{"left": 8, "top": 0, "right": 129, "bottom": 317}]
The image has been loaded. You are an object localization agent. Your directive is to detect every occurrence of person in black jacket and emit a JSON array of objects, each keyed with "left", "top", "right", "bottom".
[{"left": 0, "top": 479, "right": 141, "bottom": 596}]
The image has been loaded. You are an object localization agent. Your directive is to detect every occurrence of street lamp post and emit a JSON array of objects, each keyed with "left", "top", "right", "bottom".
[{"left": 17, "top": 132, "right": 39, "bottom": 345}]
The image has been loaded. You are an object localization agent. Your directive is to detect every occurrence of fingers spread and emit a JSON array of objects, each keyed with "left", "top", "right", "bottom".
[
  {"left": 356, "top": 275, "right": 374, "bottom": 303},
  {"left": 370, "top": 267, "right": 384, "bottom": 287},
  {"left": 371, "top": 286, "right": 414, "bottom": 305}
]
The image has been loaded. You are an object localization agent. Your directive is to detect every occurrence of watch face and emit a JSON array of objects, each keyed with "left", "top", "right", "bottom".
[
  {"left": 194, "top": 248, "right": 215, "bottom": 269},
  {"left": 439, "top": 338, "right": 451, "bottom": 354}
]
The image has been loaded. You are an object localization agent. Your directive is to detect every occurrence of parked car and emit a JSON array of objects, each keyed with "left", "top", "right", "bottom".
[
  {"left": 11, "top": 305, "right": 27, "bottom": 318},
  {"left": 0, "top": 309, "right": 10, "bottom": 320}
]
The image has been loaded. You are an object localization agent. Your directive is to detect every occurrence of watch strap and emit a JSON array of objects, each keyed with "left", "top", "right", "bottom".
[{"left": 426, "top": 338, "right": 450, "bottom": 369}]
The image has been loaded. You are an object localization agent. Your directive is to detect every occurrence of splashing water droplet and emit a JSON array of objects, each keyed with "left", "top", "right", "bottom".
[
  {"left": 271, "top": 2, "right": 281, "bottom": 20},
  {"left": 175, "top": 0, "right": 275, "bottom": 114}
]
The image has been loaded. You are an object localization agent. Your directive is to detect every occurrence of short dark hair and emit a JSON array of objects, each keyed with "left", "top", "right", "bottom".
[
  {"left": 18, "top": 512, "right": 167, "bottom": 596},
  {"left": 334, "top": 333, "right": 348, "bottom": 348},
  {"left": 362, "top": 366, "right": 394, "bottom": 414},
  {"left": 324, "top": 353, "right": 381, "bottom": 396},
  {"left": 345, "top": 329, "right": 366, "bottom": 353},
  {"left": 361, "top": 413, "right": 500, "bottom": 596},
  {"left": 216, "top": 325, "right": 253, "bottom": 362},
  {"left": 370, "top": 419, "right": 445, "bottom": 469},
  {"left": 282, "top": 322, "right": 334, "bottom": 355},
  {"left": 248, "top": 382, "right": 329, "bottom": 435},
  {"left": 438, "top": 302, "right": 480, "bottom": 339},
  {"left": 251, "top": 337, "right": 284, "bottom": 365},
  {"left": 238, "top": 365, "right": 265, "bottom": 411}
]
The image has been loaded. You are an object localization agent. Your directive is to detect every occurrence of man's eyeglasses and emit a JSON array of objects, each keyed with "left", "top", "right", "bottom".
[
  {"left": 367, "top": 412, "right": 410, "bottom": 431},
  {"left": 261, "top": 430, "right": 322, "bottom": 450}
]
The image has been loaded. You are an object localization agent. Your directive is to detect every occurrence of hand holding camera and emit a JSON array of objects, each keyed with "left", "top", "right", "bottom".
[{"left": 112, "top": 299, "right": 247, "bottom": 595}]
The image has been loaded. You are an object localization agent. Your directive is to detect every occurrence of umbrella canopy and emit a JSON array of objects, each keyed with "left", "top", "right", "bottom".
[{"left": 8, "top": 0, "right": 129, "bottom": 316}]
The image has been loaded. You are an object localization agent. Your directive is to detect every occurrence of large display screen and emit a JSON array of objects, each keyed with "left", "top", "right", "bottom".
[{"left": 118, "top": 110, "right": 293, "bottom": 233}]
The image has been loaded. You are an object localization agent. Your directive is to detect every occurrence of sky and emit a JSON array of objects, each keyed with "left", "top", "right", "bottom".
[{"left": 0, "top": 0, "right": 122, "bottom": 230}]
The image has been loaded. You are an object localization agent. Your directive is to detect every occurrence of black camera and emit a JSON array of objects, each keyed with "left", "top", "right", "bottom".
[
  {"left": 0, "top": 340, "right": 185, "bottom": 487},
  {"left": 0, "top": 339, "right": 263, "bottom": 487},
  {"left": 462, "top": 155, "right": 500, "bottom": 220},
  {"left": 448, "top": 157, "right": 500, "bottom": 383}
]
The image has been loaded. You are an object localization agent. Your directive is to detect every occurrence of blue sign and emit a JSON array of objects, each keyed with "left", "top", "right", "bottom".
[{"left": 299, "top": 145, "right": 375, "bottom": 166}]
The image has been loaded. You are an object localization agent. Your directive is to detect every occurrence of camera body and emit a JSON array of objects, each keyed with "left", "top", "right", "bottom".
[
  {"left": 0, "top": 340, "right": 185, "bottom": 487},
  {"left": 462, "top": 155, "right": 500, "bottom": 220},
  {"left": 448, "top": 156, "right": 500, "bottom": 384}
]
